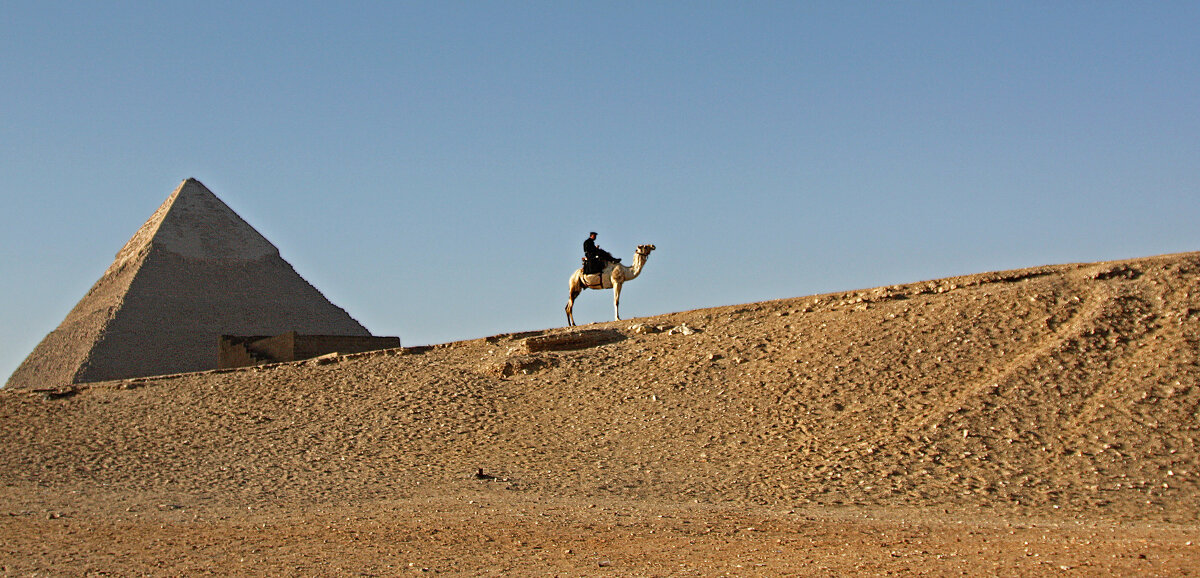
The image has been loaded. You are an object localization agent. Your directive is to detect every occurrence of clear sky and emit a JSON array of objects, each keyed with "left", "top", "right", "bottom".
[{"left": 3, "top": 2, "right": 1198, "bottom": 383}]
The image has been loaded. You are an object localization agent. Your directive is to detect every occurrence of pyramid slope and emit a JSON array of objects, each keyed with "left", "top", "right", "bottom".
[
  {"left": 6, "top": 179, "right": 371, "bottom": 389},
  {"left": 5, "top": 256, "right": 141, "bottom": 388}
]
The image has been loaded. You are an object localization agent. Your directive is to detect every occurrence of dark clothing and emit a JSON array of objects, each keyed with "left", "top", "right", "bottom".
[
  {"left": 584, "top": 237, "right": 605, "bottom": 260},
  {"left": 583, "top": 237, "right": 616, "bottom": 275}
]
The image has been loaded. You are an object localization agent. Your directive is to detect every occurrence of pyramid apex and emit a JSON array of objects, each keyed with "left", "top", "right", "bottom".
[
  {"left": 180, "top": 177, "right": 207, "bottom": 189},
  {"left": 113, "top": 179, "right": 278, "bottom": 264},
  {"left": 172, "top": 177, "right": 214, "bottom": 197}
]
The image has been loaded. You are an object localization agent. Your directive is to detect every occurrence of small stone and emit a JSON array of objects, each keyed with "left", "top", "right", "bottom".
[{"left": 307, "top": 353, "right": 340, "bottom": 366}]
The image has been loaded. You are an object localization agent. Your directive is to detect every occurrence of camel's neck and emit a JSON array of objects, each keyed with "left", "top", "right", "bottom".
[{"left": 622, "top": 250, "right": 650, "bottom": 280}]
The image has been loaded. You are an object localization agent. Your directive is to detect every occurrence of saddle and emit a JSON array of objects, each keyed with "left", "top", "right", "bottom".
[
  {"left": 582, "top": 256, "right": 621, "bottom": 276},
  {"left": 581, "top": 256, "right": 618, "bottom": 289}
]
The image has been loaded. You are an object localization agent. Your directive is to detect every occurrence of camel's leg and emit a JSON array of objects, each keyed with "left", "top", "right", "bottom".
[
  {"left": 612, "top": 281, "right": 623, "bottom": 321},
  {"left": 566, "top": 276, "right": 583, "bottom": 327},
  {"left": 566, "top": 292, "right": 578, "bottom": 326}
]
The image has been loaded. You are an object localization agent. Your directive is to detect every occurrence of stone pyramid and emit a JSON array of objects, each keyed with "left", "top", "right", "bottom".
[{"left": 6, "top": 178, "right": 372, "bottom": 389}]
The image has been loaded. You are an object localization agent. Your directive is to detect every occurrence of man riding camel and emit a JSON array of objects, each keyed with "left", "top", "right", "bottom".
[{"left": 583, "top": 232, "right": 619, "bottom": 275}]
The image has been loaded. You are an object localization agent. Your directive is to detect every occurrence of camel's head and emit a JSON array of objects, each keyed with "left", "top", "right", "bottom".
[{"left": 636, "top": 244, "right": 656, "bottom": 256}]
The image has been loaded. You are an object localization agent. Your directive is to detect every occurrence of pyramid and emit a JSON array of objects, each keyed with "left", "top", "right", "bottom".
[{"left": 6, "top": 178, "right": 373, "bottom": 389}]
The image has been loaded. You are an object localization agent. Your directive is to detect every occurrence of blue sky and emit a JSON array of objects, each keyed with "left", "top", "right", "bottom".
[{"left": 3, "top": 2, "right": 1198, "bottom": 383}]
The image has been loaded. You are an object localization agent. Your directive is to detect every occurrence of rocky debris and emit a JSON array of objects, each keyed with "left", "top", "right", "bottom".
[
  {"left": 32, "top": 389, "right": 77, "bottom": 401},
  {"left": 305, "top": 353, "right": 341, "bottom": 366},
  {"left": 628, "top": 323, "right": 661, "bottom": 335},
  {"left": 630, "top": 323, "right": 699, "bottom": 335},
  {"left": 523, "top": 329, "right": 625, "bottom": 352},
  {"left": 1091, "top": 264, "right": 1143, "bottom": 280},
  {"left": 488, "top": 355, "right": 555, "bottom": 377}
]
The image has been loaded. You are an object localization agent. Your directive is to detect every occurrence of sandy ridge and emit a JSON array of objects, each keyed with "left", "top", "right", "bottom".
[{"left": 2, "top": 251, "right": 1199, "bottom": 574}]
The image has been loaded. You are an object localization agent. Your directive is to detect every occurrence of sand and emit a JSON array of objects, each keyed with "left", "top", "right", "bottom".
[{"left": 2, "top": 251, "right": 1199, "bottom": 575}]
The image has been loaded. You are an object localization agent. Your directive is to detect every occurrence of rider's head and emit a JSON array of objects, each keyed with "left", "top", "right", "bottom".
[{"left": 589, "top": 232, "right": 597, "bottom": 239}]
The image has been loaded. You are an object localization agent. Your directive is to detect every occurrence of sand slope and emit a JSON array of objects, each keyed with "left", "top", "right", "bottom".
[{"left": 2, "top": 252, "right": 1199, "bottom": 575}]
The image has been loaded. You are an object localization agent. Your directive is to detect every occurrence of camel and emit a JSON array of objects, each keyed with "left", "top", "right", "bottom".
[{"left": 566, "top": 244, "right": 656, "bottom": 327}]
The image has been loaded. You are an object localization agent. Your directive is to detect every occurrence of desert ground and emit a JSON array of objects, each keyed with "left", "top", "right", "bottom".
[{"left": 3, "top": 252, "right": 1200, "bottom": 576}]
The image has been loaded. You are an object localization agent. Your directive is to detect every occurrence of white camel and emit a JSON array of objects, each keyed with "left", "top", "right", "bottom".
[{"left": 566, "top": 244, "right": 656, "bottom": 327}]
